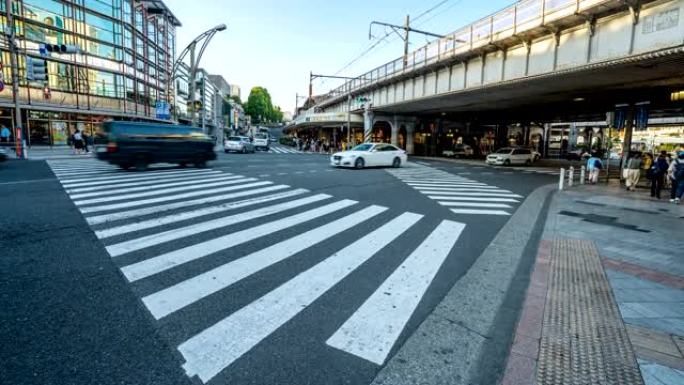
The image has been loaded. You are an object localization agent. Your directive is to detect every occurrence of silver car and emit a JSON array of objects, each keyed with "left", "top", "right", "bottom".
[{"left": 224, "top": 136, "right": 255, "bottom": 154}]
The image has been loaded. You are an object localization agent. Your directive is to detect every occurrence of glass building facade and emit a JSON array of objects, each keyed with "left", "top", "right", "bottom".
[{"left": 0, "top": 0, "right": 180, "bottom": 146}]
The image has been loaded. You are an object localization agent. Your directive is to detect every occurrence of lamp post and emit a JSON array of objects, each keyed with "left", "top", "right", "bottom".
[{"left": 168, "top": 24, "right": 226, "bottom": 129}]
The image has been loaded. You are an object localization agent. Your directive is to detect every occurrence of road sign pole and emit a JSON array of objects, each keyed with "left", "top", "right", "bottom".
[{"left": 6, "top": 0, "right": 26, "bottom": 159}]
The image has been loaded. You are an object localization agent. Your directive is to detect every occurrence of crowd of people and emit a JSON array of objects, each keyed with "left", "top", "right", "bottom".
[
  {"left": 293, "top": 137, "right": 358, "bottom": 153},
  {"left": 619, "top": 150, "right": 684, "bottom": 204}
]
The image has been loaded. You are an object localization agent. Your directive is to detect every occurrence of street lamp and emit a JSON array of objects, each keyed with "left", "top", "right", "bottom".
[{"left": 168, "top": 23, "right": 226, "bottom": 129}]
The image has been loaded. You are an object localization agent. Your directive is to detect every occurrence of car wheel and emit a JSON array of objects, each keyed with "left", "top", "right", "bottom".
[
  {"left": 179, "top": 162, "right": 187, "bottom": 168},
  {"left": 241, "top": 147, "right": 246, "bottom": 154},
  {"left": 525, "top": 159, "right": 532, "bottom": 166},
  {"left": 392, "top": 157, "right": 401, "bottom": 168},
  {"left": 355, "top": 158, "right": 365, "bottom": 169},
  {"left": 119, "top": 163, "right": 131, "bottom": 170},
  {"left": 504, "top": 159, "right": 511, "bottom": 166},
  {"left": 134, "top": 155, "right": 148, "bottom": 172},
  {"left": 194, "top": 156, "right": 207, "bottom": 168}
]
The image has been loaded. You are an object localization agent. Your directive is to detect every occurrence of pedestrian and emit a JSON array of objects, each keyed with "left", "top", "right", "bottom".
[
  {"left": 586, "top": 152, "right": 602, "bottom": 184},
  {"left": 0, "top": 124, "right": 10, "bottom": 143},
  {"left": 624, "top": 154, "right": 642, "bottom": 191},
  {"left": 72, "top": 129, "right": 84, "bottom": 155},
  {"left": 648, "top": 151, "right": 669, "bottom": 199},
  {"left": 668, "top": 151, "right": 684, "bottom": 204},
  {"left": 82, "top": 131, "right": 90, "bottom": 153}
]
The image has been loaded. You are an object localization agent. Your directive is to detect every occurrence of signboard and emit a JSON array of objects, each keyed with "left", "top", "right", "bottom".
[
  {"left": 155, "top": 101, "right": 171, "bottom": 120},
  {"left": 635, "top": 102, "right": 650, "bottom": 131}
]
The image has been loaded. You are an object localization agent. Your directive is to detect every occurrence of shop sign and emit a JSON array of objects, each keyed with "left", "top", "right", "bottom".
[{"left": 155, "top": 101, "right": 170, "bottom": 120}]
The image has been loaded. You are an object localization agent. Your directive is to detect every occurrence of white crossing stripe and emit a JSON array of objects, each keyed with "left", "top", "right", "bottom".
[
  {"left": 67, "top": 171, "right": 222, "bottom": 193},
  {"left": 69, "top": 174, "right": 242, "bottom": 199},
  {"left": 418, "top": 191, "right": 523, "bottom": 198},
  {"left": 326, "top": 220, "right": 464, "bottom": 365},
  {"left": 450, "top": 209, "right": 511, "bottom": 216},
  {"left": 412, "top": 187, "right": 513, "bottom": 193},
  {"left": 61, "top": 169, "right": 218, "bottom": 188},
  {"left": 142, "top": 205, "right": 389, "bottom": 320},
  {"left": 79, "top": 181, "right": 273, "bottom": 214},
  {"left": 95, "top": 189, "right": 310, "bottom": 239},
  {"left": 437, "top": 202, "right": 512, "bottom": 208},
  {"left": 120, "top": 199, "right": 357, "bottom": 282},
  {"left": 75, "top": 178, "right": 255, "bottom": 206},
  {"left": 426, "top": 196, "right": 520, "bottom": 202},
  {"left": 177, "top": 212, "right": 422, "bottom": 383},
  {"left": 107, "top": 194, "right": 333, "bottom": 257},
  {"left": 60, "top": 169, "right": 211, "bottom": 184},
  {"left": 406, "top": 183, "right": 494, "bottom": 188},
  {"left": 85, "top": 186, "right": 293, "bottom": 226}
]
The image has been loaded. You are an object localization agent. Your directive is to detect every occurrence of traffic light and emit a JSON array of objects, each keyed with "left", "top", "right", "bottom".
[
  {"left": 42, "top": 44, "right": 80, "bottom": 54},
  {"left": 26, "top": 58, "right": 48, "bottom": 82}
]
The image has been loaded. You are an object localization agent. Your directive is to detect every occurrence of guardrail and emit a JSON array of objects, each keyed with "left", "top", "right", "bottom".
[{"left": 321, "top": 0, "right": 613, "bottom": 104}]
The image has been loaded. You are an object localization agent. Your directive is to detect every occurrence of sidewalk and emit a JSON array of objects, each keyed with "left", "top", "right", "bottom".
[
  {"left": 5, "top": 146, "right": 94, "bottom": 161},
  {"left": 502, "top": 183, "right": 684, "bottom": 384}
]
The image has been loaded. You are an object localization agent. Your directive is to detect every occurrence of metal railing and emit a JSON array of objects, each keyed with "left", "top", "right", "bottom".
[{"left": 321, "top": 0, "right": 613, "bottom": 104}]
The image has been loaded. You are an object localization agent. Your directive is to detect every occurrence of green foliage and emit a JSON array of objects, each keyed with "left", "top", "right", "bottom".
[
  {"left": 244, "top": 86, "right": 283, "bottom": 123},
  {"left": 279, "top": 136, "right": 295, "bottom": 146}
]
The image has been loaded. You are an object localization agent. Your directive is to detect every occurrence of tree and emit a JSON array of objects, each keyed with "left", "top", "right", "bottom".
[{"left": 244, "top": 86, "right": 283, "bottom": 124}]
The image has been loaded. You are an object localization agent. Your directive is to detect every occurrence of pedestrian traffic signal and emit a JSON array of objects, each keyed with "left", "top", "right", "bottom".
[
  {"left": 43, "top": 44, "right": 80, "bottom": 54},
  {"left": 26, "top": 58, "right": 48, "bottom": 82}
]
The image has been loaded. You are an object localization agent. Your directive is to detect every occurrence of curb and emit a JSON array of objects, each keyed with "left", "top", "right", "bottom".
[{"left": 371, "top": 184, "right": 556, "bottom": 385}]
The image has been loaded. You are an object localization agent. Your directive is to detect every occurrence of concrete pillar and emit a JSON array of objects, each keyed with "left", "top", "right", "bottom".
[
  {"left": 391, "top": 116, "right": 399, "bottom": 146},
  {"left": 363, "top": 107, "right": 374, "bottom": 143},
  {"left": 405, "top": 122, "right": 415, "bottom": 155}
]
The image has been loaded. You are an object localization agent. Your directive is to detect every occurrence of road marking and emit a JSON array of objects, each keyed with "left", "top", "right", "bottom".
[
  {"left": 177, "top": 212, "right": 422, "bottom": 383},
  {"left": 142, "top": 205, "right": 389, "bottom": 320},
  {"left": 407, "top": 183, "right": 498, "bottom": 189},
  {"left": 107, "top": 194, "right": 332, "bottom": 257},
  {"left": 85, "top": 186, "right": 294, "bottom": 225},
  {"left": 79, "top": 181, "right": 273, "bottom": 214},
  {"left": 418, "top": 191, "right": 523, "bottom": 198},
  {"left": 74, "top": 178, "right": 255, "bottom": 206},
  {"left": 427, "top": 196, "right": 520, "bottom": 203},
  {"left": 412, "top": 187, "right": 513, "bottom": 193},
  {"left": 69, "top": 174, "right": 241, "bottom": 199},
  {"left": 437, "top": 202, "right": 512, "bottom": 208},
  {"left": 121, "top": 199, "right": 357, "bottom": 282},
  {"left": 60, "top": 170, "right": 218, "bottom": 188},
  {"left": 66, "top": 171, "right": 223, "bottom": 193},
  {"left": 59, "top": 169, "right": 211, "bottom": 184},
  {"left": 326, "top": 220, "right": 464, "bottom": 365},
  {"left": 95, "top": 189, "right": 310, "bottom": 239},
  {"left": 450, "top": 208, "right": 511, "bottom": 215}
]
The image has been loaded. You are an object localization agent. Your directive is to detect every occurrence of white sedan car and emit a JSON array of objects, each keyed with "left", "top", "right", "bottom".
[{"left": 331, "top": 143, "right": 407, "bottom": 169}]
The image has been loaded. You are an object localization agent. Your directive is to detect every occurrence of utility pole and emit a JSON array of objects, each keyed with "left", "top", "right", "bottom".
[
  {"left": 347, "top": 94, "right": 352, "bottom": 145},
  {"left": 6, "top": 0, "right": 26, "bottom": 159},
  {"left": 403, "top": 15, "right": 410, "bottom": 68},
  {"left": 188, "top": 42, "right": 197, "bottom": 127}
]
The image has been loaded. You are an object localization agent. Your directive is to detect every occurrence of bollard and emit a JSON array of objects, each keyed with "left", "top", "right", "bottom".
[
  {"left": 568, "top": 166, "right": 574, "bottom": 188},
  {"left": 559, "top": 168, "right": 565, "bottom": 190},
  {"left": 580, "top": 165, "right": 586, "bottom": 185}
]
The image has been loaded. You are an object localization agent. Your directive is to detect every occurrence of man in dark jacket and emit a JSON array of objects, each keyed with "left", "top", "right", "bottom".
[{"left": 650, "top": 151, "right": 670, "bottom": 199}]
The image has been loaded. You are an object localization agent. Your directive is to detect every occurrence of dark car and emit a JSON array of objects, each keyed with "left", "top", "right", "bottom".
[
  {"left": 0, "top": 147, "right": 7, "bottom": 162},
  {"left": 96, "top": 121, "right": 216, "bottom": 171}
]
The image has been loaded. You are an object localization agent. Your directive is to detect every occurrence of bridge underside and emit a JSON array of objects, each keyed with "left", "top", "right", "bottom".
[{"left": 371, "top": 49, "right": 684, "bottom": 122}]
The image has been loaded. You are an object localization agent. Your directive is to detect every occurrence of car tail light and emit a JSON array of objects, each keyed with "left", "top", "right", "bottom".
[{"left": 106, "top": 142, "right": 118, "bottom": 153}]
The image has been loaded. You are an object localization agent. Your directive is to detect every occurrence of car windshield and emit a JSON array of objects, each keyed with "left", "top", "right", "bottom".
[
  {"left": 256, "top": 134, "right": 268, "bottom": 139},
  {"left": 351, "top": 144, "right": 373, "bottom": 152},
  {"left": 496, "top": 148, "right": 513, "bottom": 154},
  {"left": 227, "top": 136, "right": 241, "bottom": 141}
]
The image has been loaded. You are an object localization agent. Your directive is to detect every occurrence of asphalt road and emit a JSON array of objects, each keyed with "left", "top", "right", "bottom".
[{"left": 0, "top": 146, "right": 556, "bottom": 385}]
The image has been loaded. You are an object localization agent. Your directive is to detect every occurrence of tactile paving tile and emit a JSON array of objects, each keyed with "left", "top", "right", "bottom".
[{"left": 536, "top": 239, "right": 644, "bottom": 385}]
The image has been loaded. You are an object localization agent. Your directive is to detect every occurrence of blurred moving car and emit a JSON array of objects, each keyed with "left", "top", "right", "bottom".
[
  {"left": 442, "top": 144, "right": 474, "bottom": 158},
  {"left": 96, "top": 121, "right": 216, "bottom": 171},
  {"left": 224, "top": 136, "right": 255, "bottom": 154},
  {"left": 565, "top": 149, "right": 590, "bottom": 161},
  {"left": 331, "top": 143, "right": 407, "bottom": 169},
  {"left": 253, "top": 134, "right": 270, "bottom": 151},
  {"left": 0, "top": 147, "right": 8, "bottom": 162},
  {"left": 486, "top": 147, "right": 535, "bottom": 166}
]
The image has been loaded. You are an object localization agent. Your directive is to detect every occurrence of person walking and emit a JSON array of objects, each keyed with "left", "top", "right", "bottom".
[
  {"left": 586, "top": 153, "right": 602, "bottom": 184},
  {"left": 668, "top": 151, "right": 684, "bottom": 204},
  {"left": 72, "top": 129, "right": 84, "bottom": 155},
  {"left": 624, "top": 154, "right": 642, "bottom": 191},
  {"left": 649, "top": 151, "right": 669, "bottom": 199},
  {"left": 0, "top": 125, "right": 10, "bottom": 143}
]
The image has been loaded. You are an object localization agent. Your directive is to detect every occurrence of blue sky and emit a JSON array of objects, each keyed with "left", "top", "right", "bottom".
[{"left": 164, "top": 0, "right": 514, "bottom": 113}]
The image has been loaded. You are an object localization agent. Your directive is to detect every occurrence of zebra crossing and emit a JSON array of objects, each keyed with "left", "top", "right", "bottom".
[
  {"left": 387, "top": 164, "right": 524, "bottom": 216},
  {"left": 47, "top": 159, "right": 468, "bottom": 384},
  {"left": 267, "top": 145, "right": 326, "bottom": 154}
]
